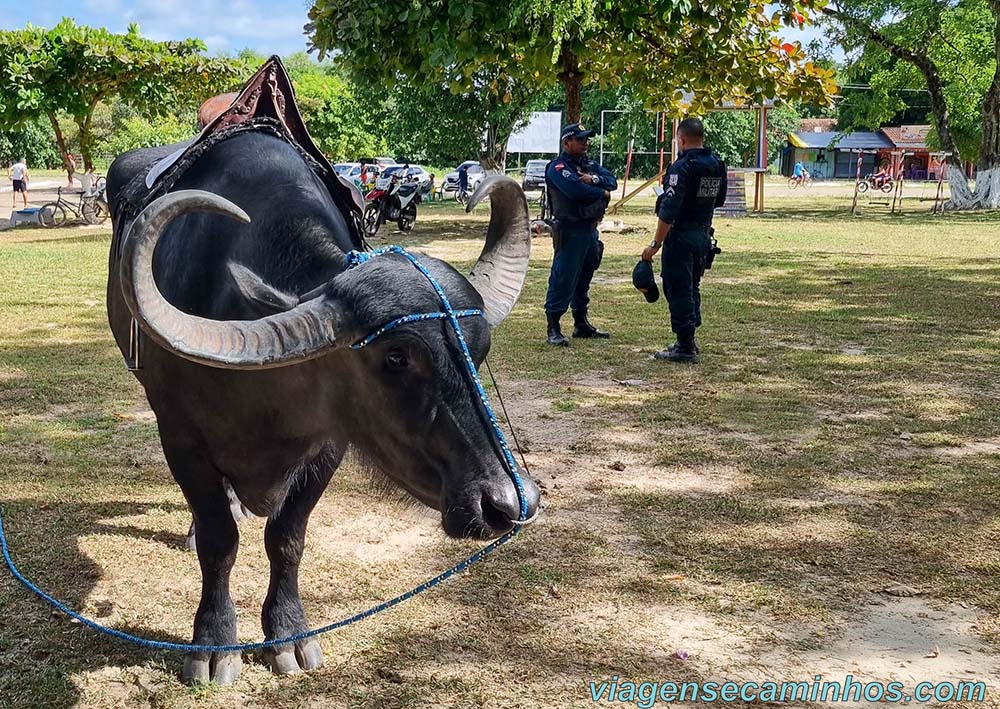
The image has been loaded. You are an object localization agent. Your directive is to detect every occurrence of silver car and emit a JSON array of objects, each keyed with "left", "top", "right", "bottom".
[{"left": 443, "top": 161, "right": 485, "bottom": 194}]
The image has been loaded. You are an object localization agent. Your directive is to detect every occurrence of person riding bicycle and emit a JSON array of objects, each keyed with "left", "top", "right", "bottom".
[{"left": 792, "top": 160, "right": 812, "bottom": 185}]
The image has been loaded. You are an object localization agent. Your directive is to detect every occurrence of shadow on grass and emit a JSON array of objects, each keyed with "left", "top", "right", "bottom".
[
  {"left": 0, "top": 499, "right": 192, "bottom": 708},
  {"left": 5, "top": 230, "right": 113, "bottom": 246}
]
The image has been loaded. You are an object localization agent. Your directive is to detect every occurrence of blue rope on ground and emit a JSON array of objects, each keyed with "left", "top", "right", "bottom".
[{"left": 0, "top": 244, "right": 531, "bottom": 654}]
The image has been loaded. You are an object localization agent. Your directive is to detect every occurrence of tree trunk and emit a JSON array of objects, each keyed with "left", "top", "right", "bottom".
[
  {"left": 822, "top": 5, "right": 1000, "bottom": 209},
  {"left": 559, "top": 49, "right": 582, "bottom": 123},
  {"left": 46, "top": 112, "right": 71, "bottom": 182},
  {"left": 945, "top": 164, "right": 977, "bottom": 209},
  {"left": 970, "top": 2, "right": 1000, "bottom": 209},
  {"left": 920, "top": 60, "right": 961, "bottom": 162},
  {"left": 76, "top": 97, "right": 102, "bottom": 174},
  {"left": 947, "top": 1, "right": 1000, "bottom": 210}
]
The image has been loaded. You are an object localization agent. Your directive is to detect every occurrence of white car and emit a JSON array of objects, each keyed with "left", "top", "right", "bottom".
[
  {"left": 443, "top": 161, "right": 486, "bottom": 194},
  {"left": 334, "top": 162, "right": 381, "bottom": 190},
  {"left": 382, "top": 165, "right": 434, "bottom": 194}
]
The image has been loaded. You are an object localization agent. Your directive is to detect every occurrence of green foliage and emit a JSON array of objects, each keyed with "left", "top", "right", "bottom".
[
  {"left": 0, "top": 19, "right": 245, "bottom": 170},
  {"left": 704, "top": 104, "right": 800, "bottom": 166},
  {"left": 0, "top": 117, "right": 61, "bottom": 168},
  {"left": 98, "top": 111, "right": 195, "bottom": 158},
  {"left": 283, "top": 51, "right": 332, "bottom": 81},
  {"left": 371, "top": 73, "right": 551, "bottom": 167},
  {"left": 823, "top": 0, "right": 998, "bottom": 165},
  {"left": 294, "top": 71, "right": 388, "bottom": 162},
  {"left": 307, "top": 0, "right": 837, "bottom": 113}
]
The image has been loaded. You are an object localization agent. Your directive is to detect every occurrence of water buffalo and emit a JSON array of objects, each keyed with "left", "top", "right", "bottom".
[{"left": 105, "top": 127, "right": 540, "bottom": 683}]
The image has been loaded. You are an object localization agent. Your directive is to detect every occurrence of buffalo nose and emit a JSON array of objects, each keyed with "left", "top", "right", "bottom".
[{"left": 479, "top": 475, "right": 541, "bottom": 533}]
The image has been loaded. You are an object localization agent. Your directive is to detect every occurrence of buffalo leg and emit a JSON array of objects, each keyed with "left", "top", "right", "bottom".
[
  {"left": 164, "top": 443, "right": 244, "bottom": 685},
  {"left": 184, "top": 478, "right": 253, "bottom": 552},
  {"left": 261, "top": 447, "right": 341, "bottom": 674}
]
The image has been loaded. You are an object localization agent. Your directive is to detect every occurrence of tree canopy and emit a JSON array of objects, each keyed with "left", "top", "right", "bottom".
[
  {"left": 0, "top": 19, "right": 243, "bottom": 172},
  {"left": 821, "top": 0, "right": 1000, "bottom": 208},
  {"left": 307, "top": 0, "right": 837, "bottom": 121}
]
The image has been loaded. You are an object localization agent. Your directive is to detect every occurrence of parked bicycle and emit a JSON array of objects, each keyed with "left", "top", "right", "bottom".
[{"left": 40, "top": 184, "right": 109, "bottom": 228}]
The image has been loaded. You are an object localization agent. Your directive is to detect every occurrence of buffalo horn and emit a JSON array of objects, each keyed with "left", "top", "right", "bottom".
[
  {"left": 465, "top": 175, "right": 532, "bottom": 328},
  {"left": 120, "top": 190, "right": 350, "bottom": 369}
]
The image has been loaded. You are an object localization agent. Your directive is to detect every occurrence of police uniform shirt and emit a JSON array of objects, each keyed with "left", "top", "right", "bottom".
[
  {"left": 546, "top": 153, "right": 617, "bottom": 223},
  {"left": 657, "top": 148, "right": 728, "bottom": 229}
]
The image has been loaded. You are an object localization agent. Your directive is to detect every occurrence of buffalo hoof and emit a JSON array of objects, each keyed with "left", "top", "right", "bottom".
[
  {"left": 182, "top": 651, "right": 243, "bottom": 685},
  {"left": 264, "top": 639, "right": 324, "bottom": 674}
]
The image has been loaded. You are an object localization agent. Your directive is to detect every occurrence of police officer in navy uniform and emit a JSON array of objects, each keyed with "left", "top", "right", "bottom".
[
  {"left": 544, "top": 122, "right": 618, "bottom": 346},
  {"left": 641, "top": 118, "right": 727, "bottom": 363}
]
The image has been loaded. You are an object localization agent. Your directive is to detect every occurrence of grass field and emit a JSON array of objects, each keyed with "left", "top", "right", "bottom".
[{"left": 1, "top": 192, "right": 999, "bottom": 708}]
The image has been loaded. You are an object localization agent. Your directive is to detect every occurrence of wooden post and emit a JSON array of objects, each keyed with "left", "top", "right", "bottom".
[
  {"left": 891, "top": 151, "right": 903, "bottom": 214},
  {"left": 753, "top": 108, "right": 761, "bottom": 212},
  {"left": 932, "top": 151, "right": 950, "bottom": 213},
  {"left": 621, "top": 138, "right": 634, "bottom": 200},
  {"left": 756, "top": 106, "right": 769, "bottom": 213}
]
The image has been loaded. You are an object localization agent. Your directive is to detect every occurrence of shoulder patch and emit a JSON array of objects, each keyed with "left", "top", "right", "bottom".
[
  {"left": 668, "top": 174, "right": 679, "bottom": 186},
  {"left": 561, "top": 169, "right": 573, "bottom": 178},
  {"left": 554, "top": 163, "right": 564, "bottom": 170}
]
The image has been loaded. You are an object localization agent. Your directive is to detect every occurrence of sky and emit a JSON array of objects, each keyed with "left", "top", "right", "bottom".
[
  {"left": 0, "top": 1, "right": 835, "bottom": 63},
  {"left": 0, "top": 0, "right": 317, "bottom": 57}
]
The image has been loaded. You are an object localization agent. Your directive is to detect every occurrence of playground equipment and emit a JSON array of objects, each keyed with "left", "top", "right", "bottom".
[
  {"left": 850, "top": 149, "right": 950, "bottom": 215},
  {"left": 604, "top": 100, "right": 771, "bottom": 215}
]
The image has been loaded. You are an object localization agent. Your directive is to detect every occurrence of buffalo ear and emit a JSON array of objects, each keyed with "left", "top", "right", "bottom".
[{"left": 227, "top": 262, "right": 299, "bottom": 315}]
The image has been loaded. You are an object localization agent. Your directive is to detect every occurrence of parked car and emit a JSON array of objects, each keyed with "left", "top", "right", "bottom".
[
  {"left": 334, "top": 162, "right": 361, "bottom": 182},
  {"left": 374, "top": 156, "right": 398, "bottom": 167},
  {"left": 382, "top": 165, "right": 433, "bottom": 194},
  {"left": 335, "top": 162, "right": 382, "bottom": 190},
  {"left": 521, "top": 159, "right": 549, "bottom": 191},
  {"left": 443, "top": 161, "right": 486, "bottom": 194}
]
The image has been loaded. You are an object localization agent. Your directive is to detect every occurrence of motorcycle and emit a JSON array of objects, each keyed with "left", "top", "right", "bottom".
[
  {"left": 857, "top": 173, "right": 894, "bottom": 193},
  {"left": 363, "top": 171, "right": 421, "bottom": 235}
]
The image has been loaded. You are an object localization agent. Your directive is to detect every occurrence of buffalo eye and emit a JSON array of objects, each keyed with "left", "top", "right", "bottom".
[{"left": 385, "top": 349, "right": 409, "bottom": 370}]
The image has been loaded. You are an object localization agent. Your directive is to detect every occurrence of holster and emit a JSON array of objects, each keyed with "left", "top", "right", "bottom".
[
  {"left": 705, "top": 228, "right": 722, "bottom": 270},
  {"left": 589, "top": 238, "right": 605, "bottom": 270},
  {"left": 551, "top": 221, "right": 564, "bottom": 254}
]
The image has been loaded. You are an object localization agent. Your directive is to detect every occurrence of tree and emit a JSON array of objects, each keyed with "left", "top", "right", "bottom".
[
  {"left": 307, "top": 0, "right": 836, "bottom": 124},
  {"left": 0, "top": 117, "right": 61, "bottom": 169},
  {"left": 0, "top": 19, "right": 244, "bottom": 178},
  {"left": 96, "top": 110, "right": 197, "bottom": 159},
  {"left": 294, "top": 70, "right": 389, "bottom": 161},
  {"left": 371, "top": 74, "right": 550, "bottom": 169},
  {"left": 704, "top": 104, "right": 800, "bottom": 167},
  {"left": 821, "top": 0, "right": 1000, "bottom": 209}
]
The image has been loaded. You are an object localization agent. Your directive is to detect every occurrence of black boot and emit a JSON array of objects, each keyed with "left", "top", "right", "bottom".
[
  {"left": 571, "top": 310, "right": 610, "bottom": 338},
  {"left": 546, "top": 312, "right": 570, "bottom": 347},
  {"left": 654, "top": 335, "right": 699, "bottom": 362},
  {"left": 664, "top": 338, "right": 700, "bottom": 355}
]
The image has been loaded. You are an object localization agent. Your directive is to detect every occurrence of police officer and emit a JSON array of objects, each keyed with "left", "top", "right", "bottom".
[
  {"left": 544, "top": 122, "right": 618, "bottom": 346},
  {"left": 641, "top": 118, "right": 727, "bottom": 363}
]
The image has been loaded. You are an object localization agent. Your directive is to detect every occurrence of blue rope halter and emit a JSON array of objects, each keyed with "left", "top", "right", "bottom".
[{"left": 0, "top": 245, "right": 532, "bottom": 654}]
